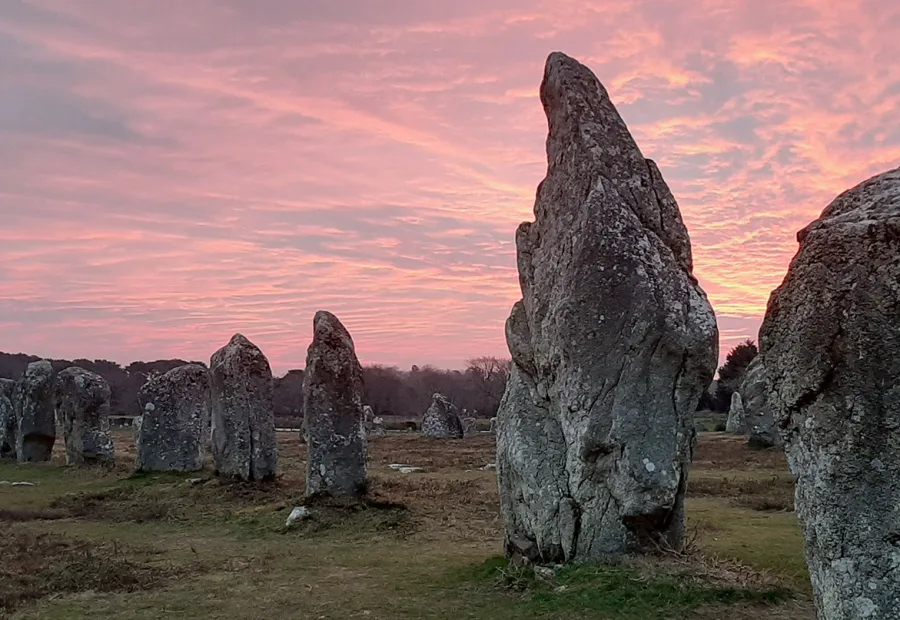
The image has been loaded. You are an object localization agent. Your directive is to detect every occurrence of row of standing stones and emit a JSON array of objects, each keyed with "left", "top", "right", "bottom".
[
  {"left": 492, "top": 52, "right": 898, "bottom": 620},
  {"left": 0, "top": 50, "right": 894, "bottom": 620},
  {"left": 0, "top": 313, "right": 481, "bottom": 493}
]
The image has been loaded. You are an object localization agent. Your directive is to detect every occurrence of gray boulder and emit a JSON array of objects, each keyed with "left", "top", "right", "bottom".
[
  {"left": 741, "top": 357, "right": 777, "bottom": 449},
  {"left": 421, "top": 393, "right": 463, "bottom": 439},
  {"left": 15, "top": 360, "right": 56, "bottom": 462},
  {"left": 496, "top": 52, "right": 718, "bottom": 563},
  {"left": 55, "top": 367, "right": 115, "bottom": 466},
  {"left": 209, "top": 334, "right": 278, "bottom": 482},
  {"left": 725, "top": 392, "right": 746, "bottom": 434},
  {"left": 760, "top": 167, "right": 900, "bottom": 620},
  {"left": 462, "top": 417, "right": 478, "bottom": 437},
  {"left": 0, "top": 378, "right": 16, "bottom": 459},
  {"left": 136, "top": 364, "right": 209, "bottom": 472},
  {"left": 303, "top": 311, "right": 367, "bottom": 498}
]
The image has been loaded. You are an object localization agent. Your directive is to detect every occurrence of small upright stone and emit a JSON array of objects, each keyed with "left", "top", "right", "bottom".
[
  {"left": 303, "top": 311, "right": 367, "bottom": 498},
  {"left": 422, "top": 393, "right": 463, "bottom": 438},
  {"left": 462, "top": 417, "right": 478, "bottom": 437},
  {"left": 741, "top": 358, "right": 776, "bottom": 449},
  {"left": 0, "top": 378, "right": 16, "bottom": 459},
  {"left": 15, "top": 360, "right": 56, "bottom": 462},
  {"left": 209, "top": 334, "right": 278, "bottom": 482},
  {"left": 136, "top": 364, "right": 209, "bottom": 472},
  {"left": 761, "top": 167, "right": 900, "bottom": 620},
  {"left": 55, "top": 367, "right": 115, "bottom": 466},
  {"left": 725, "top": 392, "right": 746, "bottom": 434}
]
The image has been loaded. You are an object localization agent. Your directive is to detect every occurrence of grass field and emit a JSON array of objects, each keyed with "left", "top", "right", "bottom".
[{"left": 0, "top": 431, "right": 813, "bottom": 619}]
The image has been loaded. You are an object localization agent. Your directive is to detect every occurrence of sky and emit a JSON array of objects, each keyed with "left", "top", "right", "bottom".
[{"left": 1, "top": 0, "right": 898, "bottom": 375}]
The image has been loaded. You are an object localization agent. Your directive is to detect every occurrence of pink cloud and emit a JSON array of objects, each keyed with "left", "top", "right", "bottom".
[{"left": 0, "top": 0, "right": 897, "bottom": 374}]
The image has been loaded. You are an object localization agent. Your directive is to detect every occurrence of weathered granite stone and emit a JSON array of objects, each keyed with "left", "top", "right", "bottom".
[
  {"left": 0, "top": 378, "right": 16, "bottom": 459},
  {"left": 209, "top": 334, "right": 278, "bottom": 482},
  {"left": 760, "top": 167, "right": 900, "bottom": 620},
  {"left": 462, "top": 417, "right": 478, "bottom": 437},
  {"left": 136, "top": 364, "right": 209, "bottom": 472},
  {"left": 497, "top": 52, "right": 718, "bottom": 563},
  {"left": 15, "top": 360, "right": 56, "bottom": 462},
  {"left": 55, "top": 367, "right": 115, "bottom": 466},
  {"left": 725, "top": 392, "right": 746, "bottom": 434},
  {"left": 741, "top": 357, "right": 777, "bottom": 449},
  {"left": 421, "top": 393, "right": 463, "bottom": 439},
  {"left": 370, "top": 415, "right": 386, "bottom": 437},
  {"left": 489, "top": 416, "right": 497, "bottom": 435},
  {"left": 303, "top": 311, "right": 367, "bottom": 498}
]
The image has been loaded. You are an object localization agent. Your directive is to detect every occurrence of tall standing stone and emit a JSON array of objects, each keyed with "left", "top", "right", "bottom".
[
  {"left": 209, "top": 334, "right": 278, "bottom": 481},
  {"left": 15, "top": 360, "right": 56, "bottom": 462},
  {"left": 497, "top": 52, "right": 718, "bottom": 563},
  {"left": 303, "top": 311, "right": 367, "bottom": 498},
  {"left": 55, "top": 367, "right": 115, "bottom": 466},
  {"left": 0, "top": 378, "right": 16, "bottom": 459},
  {"left": 741, "top": 357, "right": 777, "bottom": 449},
  {"left": 421, "top": 393, "right": 464, "bottom": 439},
  {"left": 761, "top": 167, "right": 900, "bottom": 620},
  {"left": 725, "top": 392, "right": 746, "bottom": 434},
  {"left": 135, "top": 364, "right": 209, "bottom": 473}
]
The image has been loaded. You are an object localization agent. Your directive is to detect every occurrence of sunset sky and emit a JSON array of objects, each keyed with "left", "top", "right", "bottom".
[{"left": 2, "top": 0, "right": 898, "bottom": 375}]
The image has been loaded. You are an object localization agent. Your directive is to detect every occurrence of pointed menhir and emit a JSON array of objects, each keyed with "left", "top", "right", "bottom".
[
  {"left": 496, "top": 52, "right": 718, "bottom": 563},
  {"left": 761, "top": 166, "right": 900, "bottom": 620},
  {"left": 302, "top": 311, "right": 367, "bottom": 498},
  {"left": 209, "top": 334, "right": 278, "bottom": 482}
]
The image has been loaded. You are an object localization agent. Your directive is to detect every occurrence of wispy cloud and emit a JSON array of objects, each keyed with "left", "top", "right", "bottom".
[{"left": 0, "top": 0, "right": 897, "bottom": 372}]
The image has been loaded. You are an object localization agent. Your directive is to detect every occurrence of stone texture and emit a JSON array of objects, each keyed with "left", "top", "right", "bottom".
[
  {"left": 760, "top": 167, "right": 900, "bottom": 620},
  {"left": 462, "top": 417, "right": 478, "bottom": 437},
  {"left": 497, "top": 52, "right": 718, "bottom": 563},
  {"left": 0, "top": 378, "right": 16, "bottom": 459},
  {"left": 209, "top": 334, "right": 278, "bottom": 482},
  {"left": 303, "top": 311, "right": 367, "bottom": 498},
  {"left": 55, "top": 367, "right": 115, "bottom": 466},
  {"left": 741, "top": 357, "right": 777, "bottom": 449},
  {"left": 136, "top": 364, "right": 209, "bottom": 472},
  {"left": 421, "top": 393, "right": 463, "bottom": 439},
  {"left": 15, "top": 360, "right": 56, "bottom": 462},
  {"left": 725, "top": 392, "right": 746, "bottom": 434}
]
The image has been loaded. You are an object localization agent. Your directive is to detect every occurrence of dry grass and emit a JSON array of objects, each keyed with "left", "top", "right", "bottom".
[{"left": 0, "top": 430, "right": 813, "bottom": 619}]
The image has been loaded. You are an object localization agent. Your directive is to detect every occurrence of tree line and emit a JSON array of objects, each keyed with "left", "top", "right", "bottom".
[{"left": 0, "top": 352, "right": 511, "bottom": 426}]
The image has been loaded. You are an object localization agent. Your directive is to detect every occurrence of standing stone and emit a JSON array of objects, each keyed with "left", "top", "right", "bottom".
[
  {"left": 55, "top": 367, "right": 115, "bottom": 466},
  {"left": 15, "top": 360, "right": 56, "bottom": 462},
  {"left": 421, "top": 393, "right": 463, "bottom": 439},
  {"left": 303, "top": 311, "right": 367, "bottom": 498},
  {"left": 135, "top": 364, "right": 209, "bottom": 472},
  {"left": 741, "top": 357, "right": 777, "bottom": 449},
  {"left": 0, "top": 378, "right": 16, "bottom": 459},
  {"left": 462, "top": 417, "right": 478, "bottom": 437},
  {"left": 489, "top": 416, "right": 498, "bottom": 435},
  {"left": 209, "top": 334, "right": 278, "bottom": 482},
  {"left": 725, "top": 392, "right": 746, "bottom": 434},
  {"left": 370, "top": 415, "right": 386, "bottom": 437},
  {"left": 760, "top": 167, "right": 900, "bottom": 620},
  {"left": 497, "top": 52, "right": 718, "bottom": 563}
]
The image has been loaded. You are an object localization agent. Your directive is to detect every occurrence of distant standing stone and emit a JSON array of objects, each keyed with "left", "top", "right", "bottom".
[
  {"left": 489, "top": 416, "right": 497, "bottom": 435},
  {"left": 761, "top": 167, "right": 900, "bottom": 620},
  {"left": 741, "top": 358, "right": 777, "bottom": 449},
  {"left": 725, "top": 392, "right": 746, "bottom": 434},
  {"left": 462, "top": 417, "right": 477, "bottom": 437},
  {"left": 0, "top": 378, "right": 16, "bottom": 459},
  {"left": 15, "top": 360, "right": 56, "bottom": 462},
  {"left": 303, "top": 311, "right": 367, "bottom": 498},
  {"left": 136, "top": 364, "right": 209, "bottom": 472},
  {"left": 421, "top": 393, "right": 463, "bottom": 438},
  {"left": 209, "top": 334, "right": 278, "bottom": 481},
  {"left": 55, "top": 367, "right": 115, "bottom": 466}
]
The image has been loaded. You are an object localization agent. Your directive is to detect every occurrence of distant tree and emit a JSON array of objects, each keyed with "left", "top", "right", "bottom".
[
  {"left": 714, "top": 340, "right": 758, "bottom": 412},
  {"left": 464, "top": 357, "right": 511, "bottom": 417},
  {"left": 273, "top": 369, "right": 304, "bottom": 423}
]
